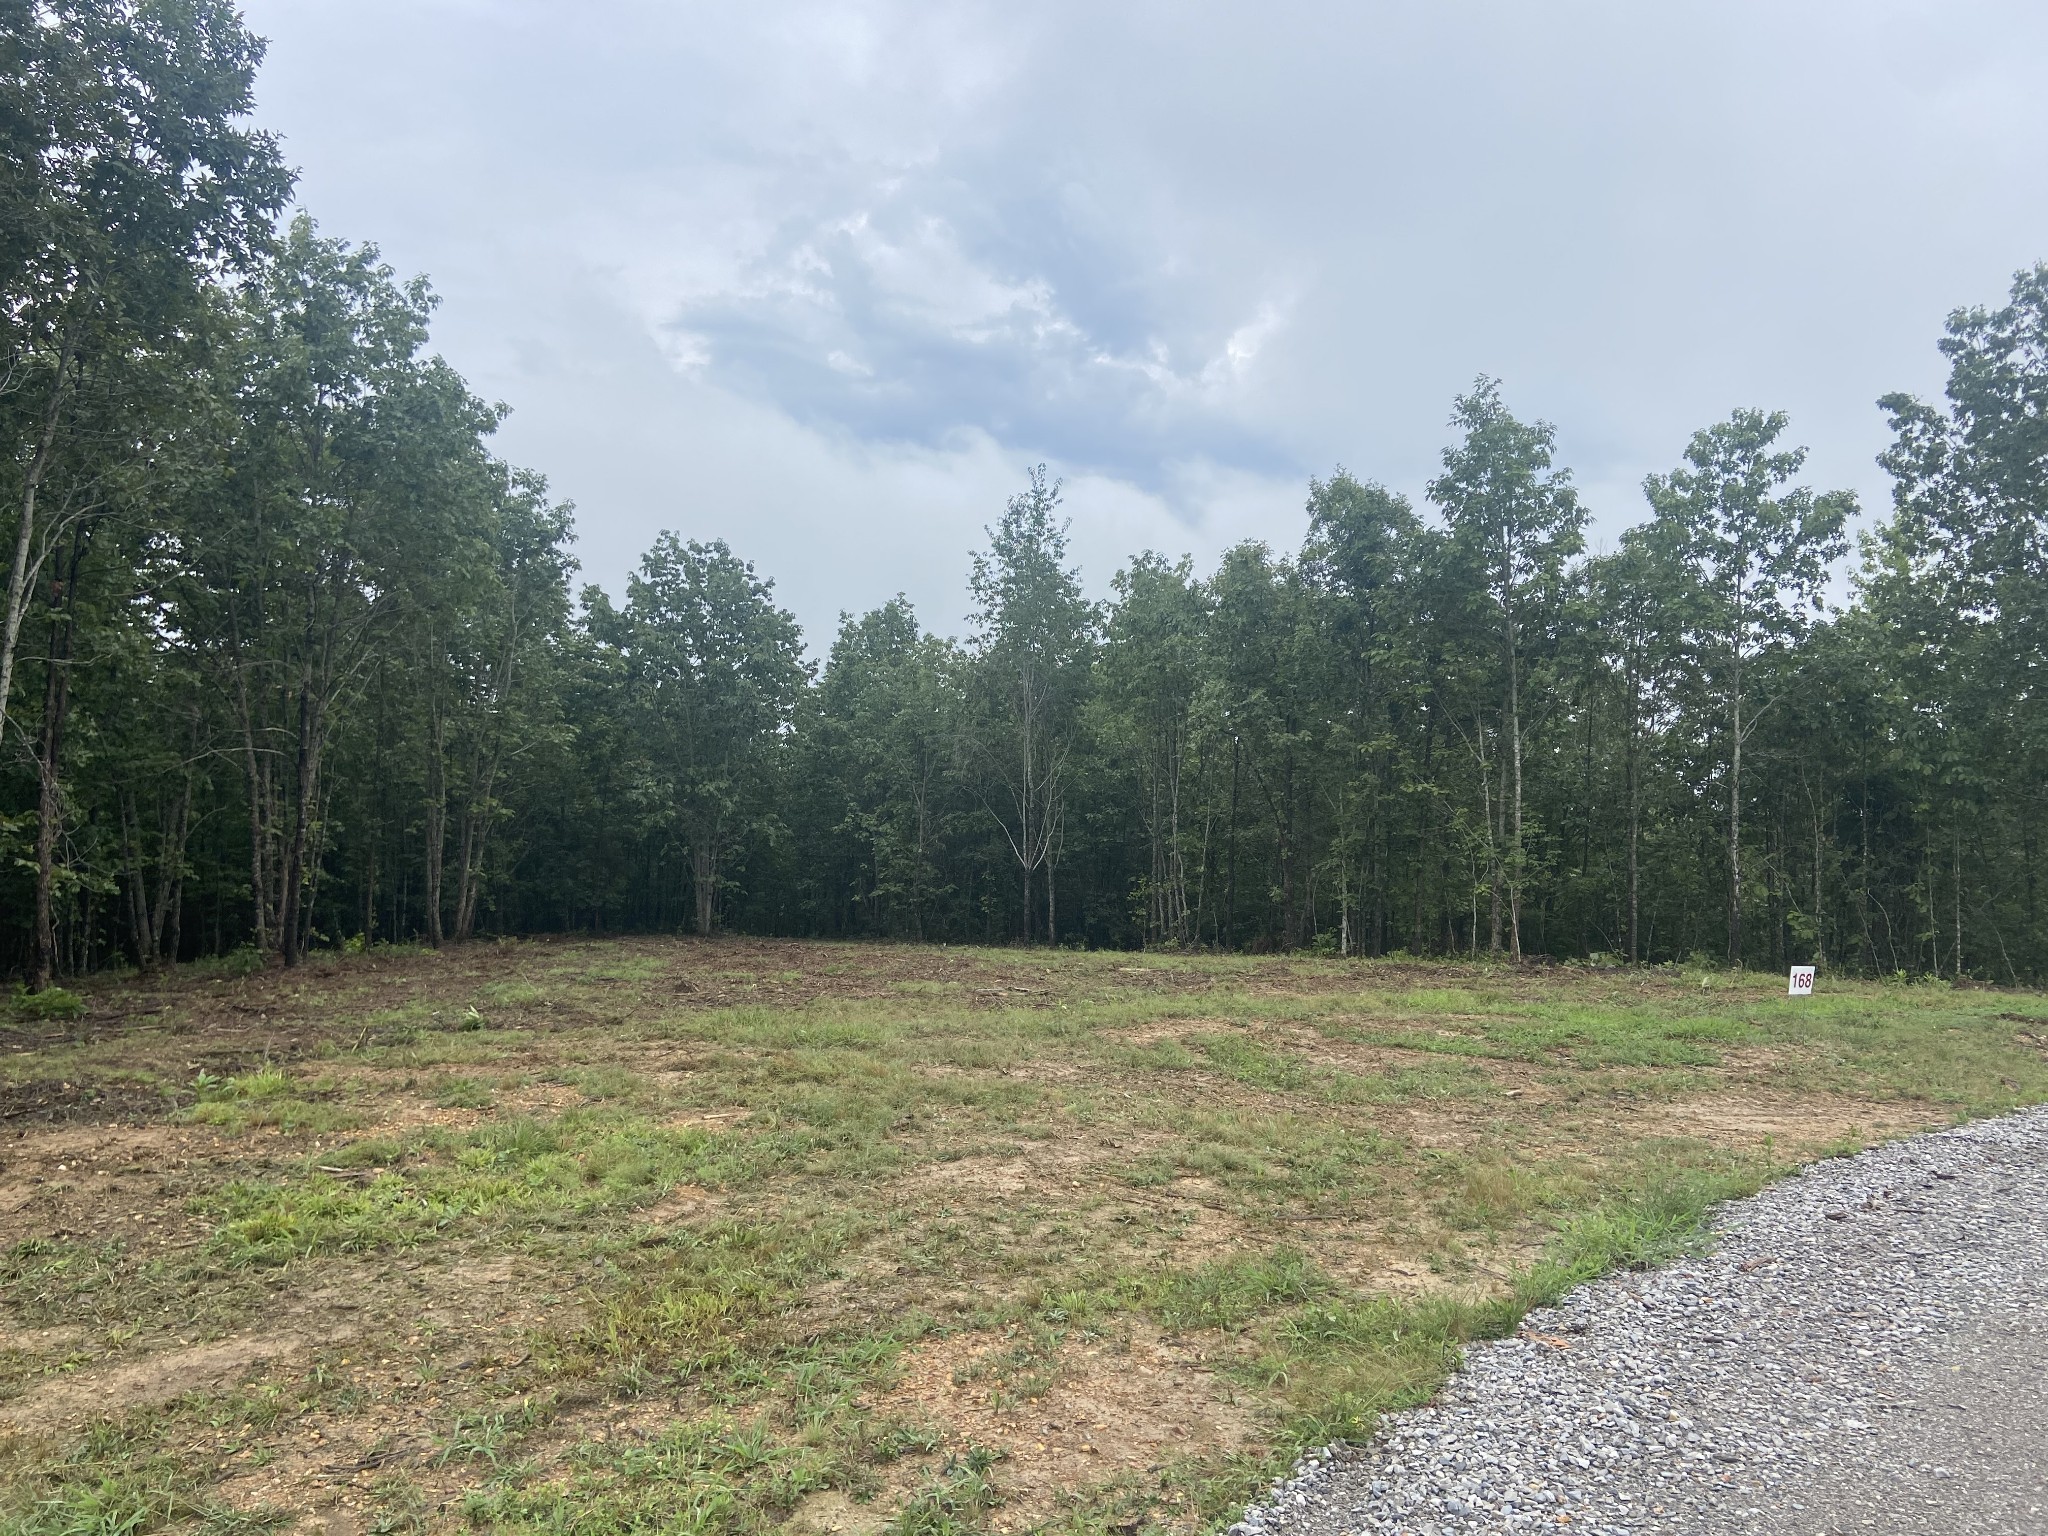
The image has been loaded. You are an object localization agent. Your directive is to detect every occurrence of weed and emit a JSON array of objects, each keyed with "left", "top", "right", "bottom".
[
  {"left": 892, "top": 1446, "right": 1000, "bottom": 1536},
  {"left": 434, "top": 1077, "right": 493, "bottom": 1110},
  {"left": 8, "top": 987, "right": 85, "bottom": 1023},
  {"left": 434, "top": 1402, "right": 544, "bottom": 1468},
  {"left": 1147, "top": 1250, "right": 1326, "bottom": 1332}
]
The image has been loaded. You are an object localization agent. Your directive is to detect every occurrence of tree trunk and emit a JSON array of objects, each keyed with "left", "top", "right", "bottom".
[
  {"left": 1506, "top": 621, "right": 1524, "bottom": 961},
  {"left": 165, "top": 853, "right": 184, "bottom": 966},
  {"left": 363, "top": 842, "right": 377, "bottom": 946},
  {"left": 1279, "top": 756, "right": 1298, "bottom": 949},
  {"left": 453, "top": 766, "right": 497, "bottom": 941},
  {"left": 1627, "top": 775, "right": 1641, "bottom": 965},
  {"left": 121, "top": 792, "right": 147, "bottom": 967},
  {"left": 424, "top": 687, "right": 446, "bottom": 946},
  {"left": 0, "top": 323, "right": 79, "bottom": 758},
  {"left": 32, "top": 618, "right": 74, "bottom": 992},
  {"left": 1952, "top": 811, "right": 1963, "bottom": 981},
  {"left": 1727, "top": 658, "right": 1743, "bottom": 968},
  {"left": 692, "top": 843, "right": 718, "bottom": 936},
  {"left": 453, "top": 799, "right": 490, "bottom": 941},
  {"left": 1480, "top": 722, "right": 1503, "bottom": 957},
  {"left": 279, "top": 678, "right": 321, "bottom": 967},
  {"left": 29, "top": 523, "right": 91, "bottom": 990},
  {"left": 1160, "top": 718, "right": 1188, "bottom": 944},
  {"left": 231, "top": 637, "right": 275, "bottom": 953},
  {"left": 1223, "top": 737, "right": 1241, "bottom": 951},
  {"left": 1809, "top": 795, "right": 1825, "bottom": 970},
  {"left": 910, "top": 776, "right": 932, "bottom": 941}
]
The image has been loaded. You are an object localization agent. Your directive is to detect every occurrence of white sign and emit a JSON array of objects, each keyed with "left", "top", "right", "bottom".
[{"left": 1788, "top": 966, "right": 1816, "bottom": 996}]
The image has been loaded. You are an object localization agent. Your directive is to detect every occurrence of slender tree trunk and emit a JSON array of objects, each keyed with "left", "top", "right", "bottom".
[
  {"left": 1413, "top": 713, "right": 1434, "bottom": 952},
  {"left": 1224, "top": 737, "right": 1241, "bottom": 951},
  {"left": 143, "top": 773, "right": 191, "bottom": 966},
  {"left": 454, "top": 794, "right": 491, "bottom": 942},
  {"left": 165, "top": 853, "right": 184, "bottom": 967},
  {"left": 0, "top": 324, "right": 80, "bottom": 757},
  {"left": 1165, "top": 721, "right": 1188, "bottom": 943},
  {"left": 424, "top": 685, "right": 446, "bottom": 946},
  {"left": 1506, "top": 621, "right": 1524, "bottom": 960},
  {"left": 1727, "top": 656, "right": 1743, "bottom": 968},
  {"left": 1859, "top": 756, "right": 1876, "bottom": 972},
  {"left": 29, "top": 525, "right": 90, "bottom": 990},
  {"left": 301, "top": 775, "right": 334, "bottom": 956},
  {"left": 32, "top": 618, "right": 74, "bottom": 992},
  {"left": 1625, "top": 680, "right": 1641, "bottom": 964},
  {"left": 1147, "top": 750, "right": 1164, "bottom": 943},
  {"left": 910, "top": 775, "right": 932, "bottom": 942},
  {"left": 1282, "top": 757, "right": 1299, "bottom": 949},
  {"left": 279, "top": 677, "right": 321, "bottom": 968},
  {"left": 363, "top": 842, "right": 377, "bottom": 945},
  {"left": 1480, "top": 723, "right": 1503, "bottom": 956},
  {"left": 120, "top": 792, "right": 154, "bottom": 969},
  {"left": 1924, "top": 833, "right": 1938, "bottom": 978},
  {"left": 1627, "top": 800, "right": 1641, "bottom": 965},
  {"left": 158, "top": 769, "right": 191, "bottom": 955},
  {"left": 692, "top": 842, "right": 717, "bottom": 936},
  {"left": 1952, "top": 810, "right": 1963, "bottom": 981},
  {"left": 1809, "top": 793, "right": 1825, "bottom": 970},
  {"left": 230, "top": 637, "right": 274, "bottom": 952}
]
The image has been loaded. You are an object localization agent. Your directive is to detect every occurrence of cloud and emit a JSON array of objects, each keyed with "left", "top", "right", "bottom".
[
  {"left": 240, "top": 0, "right": 2048, "bottom": 643},
  {"left": 659, "top": 189, "right": 1295, "bottom": 483}
]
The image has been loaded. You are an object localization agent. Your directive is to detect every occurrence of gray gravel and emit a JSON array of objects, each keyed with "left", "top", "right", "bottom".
[{"left": 1242, "top": 1105, "right": 2048, "bottom": 1536}]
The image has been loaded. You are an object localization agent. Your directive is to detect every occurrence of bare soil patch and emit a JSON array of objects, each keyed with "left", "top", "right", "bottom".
[
  {"left": 0, "top": 940, "right": 2039, "bottom": 1533},
  {"left": 2, "top": 1329, "right": 349, "bottom": 1428},
  {"left": 1637, "top": 1092, "right": 1943, "bottom": 1153},
  {"left": 873, "top": 1325, "right": 1260, "bottom": 1529}
]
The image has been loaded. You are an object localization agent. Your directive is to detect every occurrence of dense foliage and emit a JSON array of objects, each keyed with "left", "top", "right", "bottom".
[{"left": 5, "top": 1, "right": 2045, "bottom": 982}]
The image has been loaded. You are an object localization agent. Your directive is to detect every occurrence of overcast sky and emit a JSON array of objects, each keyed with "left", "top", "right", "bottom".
[{"left": 238, "top": 0, "right": 2048, "bottom": 644}]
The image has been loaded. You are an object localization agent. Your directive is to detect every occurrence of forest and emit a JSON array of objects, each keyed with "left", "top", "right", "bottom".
[{"left": 5, "top": 0, "right": 2046, "bottom": 986}]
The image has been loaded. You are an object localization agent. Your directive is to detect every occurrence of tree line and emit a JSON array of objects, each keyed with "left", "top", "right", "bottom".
[{"left": 6, "top": 1, "right": 2045, "bottom": 984}]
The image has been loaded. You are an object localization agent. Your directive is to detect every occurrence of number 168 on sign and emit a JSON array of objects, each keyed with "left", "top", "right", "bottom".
[{"left": 1788, "top": 966, "right": 1816, "bottom": 996}]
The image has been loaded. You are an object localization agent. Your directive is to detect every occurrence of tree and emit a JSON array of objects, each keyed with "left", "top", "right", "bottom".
[
  {"left": 1302, "top": 470, "right": 1428, "bottom": 956},
  {"left": 1871, "top": 263, "right": 2048, "bottom": 979},
  {"left": 170, "top": 221, "right": 501, "bottom": 965},
  {"left": 1646, "top": 410, "right": 1851, "bottom": 966},
  {"left": 1429, "top": 379, "right": 1584, "bottom": 957},
  {"left": 1099, "top": 554, "right": 1208, "bottom": 946},
  {"left": 1206, "top": 542, "right": 1328, "bottom": 950},
  {"left": 1586, "top": 530, "right": 1677, "bottom": 963},
  {"left": 964, "top": 468, "right": 1097, "bottom": 944},
  {"left": 592, "top": 536, "right": 806, "bottom": 937},
  {"left": 0, "top": 0, "right": 288, "bottom": 755},
  {"left": 428, "top": 469, "right": 577, "bottom": 943},
  {"left": 10, "top": 28, "right": 2048, "bottom": 996},
  {"left": 814, "top": 599, "right": 961, "bottom": 938}
]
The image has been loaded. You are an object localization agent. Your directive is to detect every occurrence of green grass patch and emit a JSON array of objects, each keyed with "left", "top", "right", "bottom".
[
  {"left": 7, "top": 945, "right": 2044, "bottom": 1536},
  {"left": 182, "top": 1068, "right": 362, "bottom": 1134},
  {"left": 204, "top": 1113, "right": 773, "bottom": 1266}
]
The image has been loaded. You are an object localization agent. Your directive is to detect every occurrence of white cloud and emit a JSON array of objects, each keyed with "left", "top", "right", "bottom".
[{"left": 241, "top": 0, "right": 2048, "bottom": 630}]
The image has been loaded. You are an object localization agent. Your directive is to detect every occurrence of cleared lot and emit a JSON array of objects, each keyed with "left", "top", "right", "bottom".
[{"left": 0, "top": 940, "right": 2042, "bottom": 1534}]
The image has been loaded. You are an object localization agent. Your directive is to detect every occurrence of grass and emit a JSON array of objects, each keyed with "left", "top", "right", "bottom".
[{"left": 0, "top": 942, "right": 2042, "bottom": 1534}]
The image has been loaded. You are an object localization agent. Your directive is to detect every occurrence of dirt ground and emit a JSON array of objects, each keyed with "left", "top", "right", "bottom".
[{"left": 0, "top": 937, "right": 2038, "bottom": 1534}]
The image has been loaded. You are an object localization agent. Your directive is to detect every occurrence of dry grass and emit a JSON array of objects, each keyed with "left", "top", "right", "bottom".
[{"left": 0, "top": 938, "right": 2042, "bottom": 1535}]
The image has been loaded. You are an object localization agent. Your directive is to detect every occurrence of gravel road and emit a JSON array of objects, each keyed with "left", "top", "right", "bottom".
[{"left": 1242, "top": 1105, "right": 2048, "bottom": 1535}]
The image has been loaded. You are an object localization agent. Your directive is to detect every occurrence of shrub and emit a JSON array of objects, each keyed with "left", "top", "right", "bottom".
[{"left": 9, "top": 986, "right": 85, "bottom": 1022}]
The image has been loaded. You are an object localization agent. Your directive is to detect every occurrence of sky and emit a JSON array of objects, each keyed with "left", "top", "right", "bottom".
[{"left": 237, "top": 0, "right": 2048, "bottom": 645}]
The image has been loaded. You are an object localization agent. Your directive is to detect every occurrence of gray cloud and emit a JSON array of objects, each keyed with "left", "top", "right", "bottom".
[{"left": 239, "top": 0, "right": 2048, "bottom": 639}]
